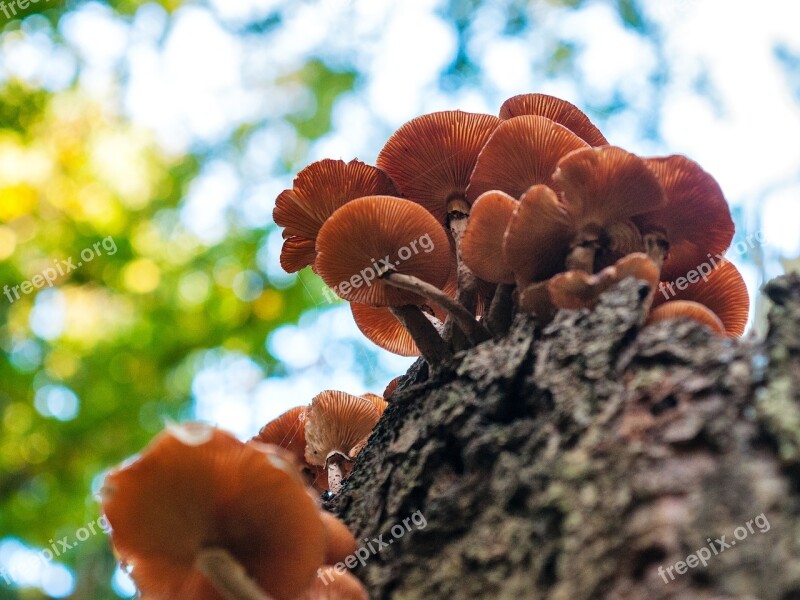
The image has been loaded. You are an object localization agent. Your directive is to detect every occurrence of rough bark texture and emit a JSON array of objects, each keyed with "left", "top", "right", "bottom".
[{"left": 331, "top": 274, "right": 800, "bottom": 600}]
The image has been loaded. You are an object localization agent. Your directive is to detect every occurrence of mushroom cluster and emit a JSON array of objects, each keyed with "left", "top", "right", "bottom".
[
  {"left": 101, "top": 423, "right": 369, "bottom": 600},
  {"left": 275, "top": 93, "right": 750, "bottom": 364},
  {"left": 251, "top": 390, "right": 386, "bottom": 495}
]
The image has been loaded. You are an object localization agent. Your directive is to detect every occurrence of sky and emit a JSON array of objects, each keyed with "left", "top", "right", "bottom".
[{"left": 1, "top": 1, "right": 800, "bottom": 594}]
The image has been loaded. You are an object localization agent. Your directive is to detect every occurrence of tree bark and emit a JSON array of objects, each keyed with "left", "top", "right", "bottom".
[{"left": 331, "top": 274, "right": 800, "bottom": 600}]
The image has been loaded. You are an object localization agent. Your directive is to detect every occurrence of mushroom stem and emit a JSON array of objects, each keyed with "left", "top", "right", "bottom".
[
  {"left": 389, "top": 305, "right": 453, "bottom": 364},
  {"left": 565, "top": 227, "right": 603, "bottom": 273},
  {"left": 382, "top": 272, "right": 491, "bottom": 346},
  {"left": 327, "top": 459, "right": 346, "bottom": 495},
  {"left": 195, "top": 548, "right": 274, "bottom": 600},
  {"left": 643, "top": 231, "right": 669, "bottom": 268},
  {"left": 486, "top": 283, "right": 516, "bottom": 337},
  {"left": 447, "top": 197, "right": 478, "bottom": 315}
]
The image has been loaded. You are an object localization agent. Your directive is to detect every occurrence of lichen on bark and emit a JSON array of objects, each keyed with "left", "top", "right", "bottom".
[{"left": 333, "top": 274, "right": 800, "bottom": 600}]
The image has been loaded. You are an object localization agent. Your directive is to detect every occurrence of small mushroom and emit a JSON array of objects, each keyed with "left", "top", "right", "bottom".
[
  {"left": 350, "top": 303, "right": 425, "bottom": 357},
  {"left": 250, "top": 409, "right": 326, "bottom": 492},
  {"left": 466, "top": 115, "right": 590, "bottom": 203},
  {"left": 646, "top": 300, "right": 726, "bottom": 335},
  {"left": 498, "top": 93, "right": 609, "bottom": 146},
  {"left": 650, "top": 260, "right": 749, "bottom": 336},
  {"left": 360, "top": 393, "right": 388, "bottom": 417},
  {"left": 383, "top": 377, "right": 400, "bottom": 399},
  {"left": 320, "top": 511, "right": 358, "bottom": 565},
  {"left": 101, "top": 424, "right": 326, "bottom": 600},
  {"left": 304, "top": 391, "right": 380, "bottom": 494},
  {"left": 546, "top": 253, "right": 661, "bottom": 311},
  {"left": 634, "top": 155, "right": 735, "bottom": 280},
  {"left": 273, "top": 159, "right": 397, "bottom": 272},
  {"left": 295, "top": 567, "right": 369, "bottom": 600},
  {"left": 376, "top": 110, "right": 501, "bottom": 317},
  {"left": 315, "top": 196, "right": 489, "bottom": 358},
  {"left": 461, "top": 190, "right": 518, "bottom": 285}
]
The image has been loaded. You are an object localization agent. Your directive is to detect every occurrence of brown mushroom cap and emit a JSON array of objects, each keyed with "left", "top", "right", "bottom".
[
  {"left": 461, "top": 190, "right": 518, "bottom": 284},
  {"left": 360, "top": 393, "right": 388, "bottom": 417},
  {"left": 634, "top": 155, "right": 735, "bottom": 282},
  {"left": 503, "top": 185, "right": 575, "bottom": 287},
  {"left": 351, "top": 303, "right": 421, "bottom": 356},
  {"left": 376, "top": 110, "right": 501, "bottom": 223},
  {"left": 101, "top": 424, "right": 325, "bottom": 600},
  {"left": 315, "top": 196, "right": 452, "bottom": 306},
  {"left": 320, "top": 510, "right": 359, "bottom": 565},
  {"left": 498, "top": 93, "right": 608, "bottom": 146},
  {"left": 383, "top": 377, "right": 400, "bottom": 399},
  {"left": 250, "top": 408, "right": 327, "bottom": 491},
  {"left": 647, "top": 300, "right": 726, "bottom": 335},
  {"left": 554, "top": 146, "right": 668, "bottom": 229},
  {"left": 251, "top": 406, "right": 308, "bottom": 461},
  {"left": 304, "top": 391, "right": 380, "bottom": 467},
  {"left": 274, "top": 159, "right": 397, "bottom": 272},
  {"left": 548, "top": 253, "right": 661, "bottom": 310},
  {"left": 651, "top": 260, "right": 749, "bottom": 336},
  {"left": 295, "top": 567, "right": 369, "bottom": 600},
  {"left": 466, "top": 115, "right": 589, "bottom": 203}
]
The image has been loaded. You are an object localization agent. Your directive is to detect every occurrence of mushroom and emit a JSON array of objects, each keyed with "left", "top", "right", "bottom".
[
  {"left": 633, "top": 155, "right": 735, "bottom": 279},
  {"left": 465, "top": 115, "right": 589, "bottom": 203},
  {"left": 461, "top": 190, "right": 518, "bottom": 285},
  {"left": 646, "top": 300, "right": 726, "bottom": 335},
  {"left": 650, "top": 260, "right": 749, "bottom": 336},
  {"left": 545, "top": 253, "right": 661, "bottom": 311},
  {"left": 304, "top": 391, "right": 380, "bottom": 494},
  {"left": 498, "top": 93, "right": 609, "bottom": 146},
  {"left": 273, "top": 159, "right": 397, "bottom": 272},
  {"left": 295, "top": 567, "right": 369, "bottom": 600},
  {"left": 250, "top": 407, "right": 326, "bottom": 492},
  {"left": 320, "top": 511, "right": 359, "bottom": 565},
  {"left": 383, "top": 377, "right": 400, "bottom": 399},
  {"left": 360, "top": 393, "right": 388, "bottom": 417},
  {"left": 101, "top": 424, "right": 325, "bottom": 600},
  {"left": 315, "top": 195, "right": 489, "bottom": 360},
  {"left": 376, "top": 110, "right": 501, "bottom": 316},
  {"left": 350, "top": 303, "right": 426, "bottom": 357}
]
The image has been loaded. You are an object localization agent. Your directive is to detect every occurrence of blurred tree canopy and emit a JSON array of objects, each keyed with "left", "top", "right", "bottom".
[{"left": 1, "top": 0, "right": 798, "bottom": 598}]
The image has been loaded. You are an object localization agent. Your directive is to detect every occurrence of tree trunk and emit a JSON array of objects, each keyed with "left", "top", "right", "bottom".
[{"left": 331, "top": 274, "right": 800, "bottom": 600}]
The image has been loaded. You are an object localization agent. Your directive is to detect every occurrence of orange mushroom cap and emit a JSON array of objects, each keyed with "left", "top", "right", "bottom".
[
  {"left": 383, "top": 377, "right": 400, "bottom": 399},
  {"left": 466, "top": 115, "right": 589, "bottom": 203},
  {"left": 503, "top": 185, "right": 575, "bottom": 287},
  {"left": 647, "top": 300, "right": 726, "bottom": 335},
  {"left": 304, "top": 391, "right": 380, "bottom": 467},
  {"left": 296, "top": 567, "right": 369, "bottom": 600},
  {"left": 376, "top": 110, "right": 501, "bottom": 223},
  {"left": 553, "top": 146, "right": 668, "bottom": 229},
  {"left": 351, "top": 303, "right": 421, "bottom": 357},
  {"left": 360, "top": 393, "right": 388, "bottom": 417},
  {"left": 498, "top": 93, "right": 608, "bottom": 146},
  {"left": 320, "top": 511, "right": 359, "bottom": 565},
  {"left": 651, "top": 260, "right": 749, "bottom": 336},
  {"left": 250, "top": 408, "right": 327, "bottom": 492},
  {"left": 634, "top": 155, "right": 735, "bottom": 282},
  {"left": 315, "top": 196, "right": 452, "bottom": 306},
  {"left": 461, "top": 190, "right": 518, "bottom": 284},
  {"left": 101, "top": 424, "right": 325, "bottom": 600},
  {"left": 273, "top": 159, "right": 397, "bottom": 272},
  {"left": 548, "top": 253, "right": 661, "bottom": 310}
]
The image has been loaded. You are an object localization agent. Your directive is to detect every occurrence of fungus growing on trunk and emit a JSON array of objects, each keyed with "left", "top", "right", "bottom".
[
  {"left": 101, "top": 424, "right": 325, "bottom": 600},
  {"left": 304, "top": 391, "right": 380, "bottom": 494},
  {"left": 296, "top": 568, "right": 369, "bottom": 600},
  {"left": 273, "top": 159, "right": 397, "bottom": 272},
  {"left": 498, "top": 93, "right": 609, "bottom": 146},
  {"left": 646, "top": 300, "right": 727, "bottom": 335}
]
